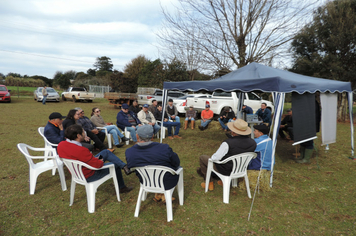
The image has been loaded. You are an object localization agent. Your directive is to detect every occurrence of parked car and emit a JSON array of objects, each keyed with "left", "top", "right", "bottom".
[
  {"left": 61, "top": 87, "right": 96, "bottom": 102},
  {"left": 0, "top": 85, "right": 11, "bottom": 103},
  {"left": 173, "top": 94, "right": 212, "bottom": 114},
  {"left": 34, "top": 87, "right": 60, "bottom": 102},
  {"left": 138, "top": 89, "right": 186, "bottom": 106}
]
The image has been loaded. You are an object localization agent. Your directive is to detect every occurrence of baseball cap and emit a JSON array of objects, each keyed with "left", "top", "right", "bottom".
[
  {"left": 49, "top": 112, "right": 65, "bottom": 120},
  {"left": 136, "top": 125, "right": 154, "bottom": 139},
  {"left": 205, "top": 104, "right": 210, "bottom": 108},
  {"left": 121, "top": 104, "right": 129, "bottom": 109},
  {"left": 143, "top": 104, "right": 149, "bottom": 108}
]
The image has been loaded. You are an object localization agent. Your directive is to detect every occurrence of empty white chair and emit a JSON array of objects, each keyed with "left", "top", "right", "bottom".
[
  {"left": 133, "top": 165, "right": 184, "bottom": 222},
  {"left": 38, "top": 127, "right": 67, "bottom": 191},
  {"left": 97, "top": 127, "right": 112, "bottom": 148},
  {"left": 17, "top": 143, "right": 64, "bottom": 195},
  {"left": 205, "top": 152, "right": 257, "bottom": 204},
  {"left": 61, "top": 158, "right": 121, "bottom": 213}
]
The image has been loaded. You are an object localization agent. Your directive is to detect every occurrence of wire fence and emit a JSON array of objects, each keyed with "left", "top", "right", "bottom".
[{"left": 88, "top": 85, "right": 111, "bottom": 98}]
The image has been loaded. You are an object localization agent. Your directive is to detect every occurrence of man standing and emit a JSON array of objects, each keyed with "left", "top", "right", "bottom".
[
  {"left": 197, "top": 119, "right": 256, "bottom": 190},
  {"left": 154, "top": 105, "right": 182, "bottom": 139},
  {"left": 137, "top": 104, "right": 161, "bottom": 135},
  {"left": 148, "top": 99, "right": 158, "bottom": 115},
  {"left": 165, "top": 99, "right": 180, "bottom": 122},
  {"left": 58, "top": 124, "right": 133, "bottom": 194},
  {"left": 255, "top": 103, "right": 272, "bottom": 126},
  {"left": 76, "top": 107, "right": 112, "bottom": 151},
  {"left": 218, "top": 107, "right": 235, "bottom": 131},
  {"left": 44, "top": 112, "right": 66, "bottom": 145},
  {"left": 42, "top": 86, "right": 48, "bottom": 105},
  {"left": 199, "top": 105, "right": 214, "bottom": 131},
  {"left": 279, "top": 108, "right": 293, "bottom": 141},
  {"left": 125, "top": 125, "right": 180, "bottom": 201},
  {"left": 129, "top": 100, "right": 141, "bottom": 116},
  {"left": 116, "top": 103, "right": 142, "bottom": 143},
  {"left": 248, "top": 124, "right": 273, "bottom": 170}
]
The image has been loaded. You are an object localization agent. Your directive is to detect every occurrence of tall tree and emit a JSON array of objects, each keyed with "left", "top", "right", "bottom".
[
  {"left": 123, "top": 55, "right": 149, "bottom": 90},
  {"left": 158, "top": 0, "right": 315, "bottom": 74},
  {"left": 163, "top": 58, "right": 189, "bottom": 82},
  {"left": 290, "top": 0, "right": 356, "bottom": 121},
  {"left": 93, "top": 56, "right": 113, "bottom": 72},
  {"left": 138, "top": 59, "right": 165, "bottom": 88}
]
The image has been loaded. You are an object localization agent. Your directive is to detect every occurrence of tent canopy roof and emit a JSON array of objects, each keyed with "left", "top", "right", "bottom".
[{"left": 163, "top": 62, "right": 352, "bottom": 93}]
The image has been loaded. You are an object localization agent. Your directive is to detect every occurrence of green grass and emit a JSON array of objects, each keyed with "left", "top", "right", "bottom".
[{"left": 1, "top": 97, "right": 356, "bottom": 235}]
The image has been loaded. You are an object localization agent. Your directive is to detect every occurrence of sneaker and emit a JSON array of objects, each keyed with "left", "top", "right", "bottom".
[
  {"left": 168, "top": 136, "right": 174, "bottom": 139},
  {"left": 173, "top": 135, "right": 182, "bottom": 139},
  {"left": 115, "top": 143, "right": 125, "bottom": 148}
]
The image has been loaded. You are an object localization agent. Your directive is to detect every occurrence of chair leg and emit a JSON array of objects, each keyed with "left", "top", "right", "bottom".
[
  {"left": 222, "top": 178, "right": 232, "bottom": 204},
  {"left": 29, "top": 171, "right": 39, "bottom": 195},
  {"left": 110, "top": 168, "right": 121, "bottom": 202},
  {"left": 134, "top": 188, "right": 144, "bottom": 217},
  {"left": 124, "top": 129, "right": 130, "bottom": 145},
  {"left": 107, "top": 134, "right": 112, "bottom": 148},
  {"left": 205, "top": 163, "right": 213, "bottom": 193},
  {"left": 69, "top": 180, "right": 76, "bottom": 206},
  {"left": 164, "top": 191, "right": 173, "bottom": 222},
  {"left": 177, "top": 170, "right": 184, "bottom": 205},
  {"left": 86, "top": 184, "right": 96, "bottom": 213},
  {"left": 56, "top": 159, "right": 67, "bottom": 191},
  {"left": 244, "top": 175, "right": 252, "bottom": 199}
]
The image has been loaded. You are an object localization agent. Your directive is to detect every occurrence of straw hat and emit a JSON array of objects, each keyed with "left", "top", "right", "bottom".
[{"left": 227, "top": 119, "right": 251, "bottom": 135}]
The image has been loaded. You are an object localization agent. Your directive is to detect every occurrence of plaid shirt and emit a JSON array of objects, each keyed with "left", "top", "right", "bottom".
[{"left": 77, "top": 116, "right": 96, "bottom": 132}]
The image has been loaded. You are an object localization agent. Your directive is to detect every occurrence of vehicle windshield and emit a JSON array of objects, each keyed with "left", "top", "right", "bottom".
[
  {"left": 47, "top": 88, "right": 56, "bottom": 92},
  {"left": 0, "top": 87, "right": 7, "bottom": 91}
]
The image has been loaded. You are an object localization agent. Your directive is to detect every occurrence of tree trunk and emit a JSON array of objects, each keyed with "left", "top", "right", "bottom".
[{"left": 337, "top": 93, "right": 348, "bottom": 122}]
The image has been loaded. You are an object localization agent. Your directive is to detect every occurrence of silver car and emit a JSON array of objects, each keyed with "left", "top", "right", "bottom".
[{"left": 34, "top": 87, "right": 60, "bottom": 102}]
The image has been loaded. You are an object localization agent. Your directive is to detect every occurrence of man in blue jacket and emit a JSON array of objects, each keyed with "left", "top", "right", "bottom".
[
  {"left": 255, "top": 103, "right": 272, "bottom": 126},
  {"left": 116, "top": 103, "right": 142, "bottom": 143},
  {"left": 44, "top": 112, "right": 66, "bottom": 146}
]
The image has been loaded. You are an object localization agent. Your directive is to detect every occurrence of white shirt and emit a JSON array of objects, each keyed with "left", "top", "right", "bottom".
[
  {"left": 210, "top": 142, "right": 229, "bottom": 161},
  {"left": 66, "top": 139, "right": 82, "bottom": 146}
]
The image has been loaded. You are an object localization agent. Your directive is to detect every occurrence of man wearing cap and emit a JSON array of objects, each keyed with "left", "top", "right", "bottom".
[
  {"left": 148, "top": 99, "right": 158, "bottom": 115},
  {"left": 154, "top": 104, "right": 182, "bottom": 139},
  {"left": 199, "top": 105, "right": 214, "bottom": 131},
  {"left": 185, "top": 105, "right": 196, "bottom": 130},
  {"left": 165, "top": 98, "right": 180, "bottom": 122},
  {"left": 218, "top": 107, "right": 235, "bottom": 131},
  {"left": 197, "top": 119, "right": 257, "bottom": 190},
  {"left": 129, "top": 100, "right": 141, "bottom": 116},
  {"left": 58, "top": 124, "right": 133, "bottom": 194},
  {"left": 248, "top": 124, "right": 273, "bottom": 170},
  {"left": 44, "top": 112, "right": 66, "bottom": 145},
  {"left": 137, "top": 104, "right": 161, "bottom": 135},
  {"left": 116, "top": 103, "right": 142, "bottom": 143},
  {"left": 125, "top": 125, "right": 180, "bottom": 202},
  {"left": 279, "top": 108, "right": 293, "bottom": 141},
  {"left": 255, "top": 103, "right": 272, "bottom": 126}
]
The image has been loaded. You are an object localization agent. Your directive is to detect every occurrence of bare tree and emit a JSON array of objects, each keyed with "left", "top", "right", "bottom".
[{"left": 158, "top": 0, "right": 317, "bottom": 74}]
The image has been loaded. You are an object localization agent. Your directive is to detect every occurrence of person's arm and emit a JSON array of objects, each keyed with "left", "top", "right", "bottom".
[
  {"left": 173, "top": 106, "right": 178, "bottom": 116},
  {"left": 210, "top": 142, "right": 229, "bottom": 161},
  {"left": 45, "top": 127, "right": 64, "bottom": 144},
  {"left": 150, "top": 112, "right": 156, "bottom": 124},
  {"left": 137, "top": 111, "right": 149, "bottom": 124},
  {"left": 208, "top": 110, "right": 214, "bottom": 120}
]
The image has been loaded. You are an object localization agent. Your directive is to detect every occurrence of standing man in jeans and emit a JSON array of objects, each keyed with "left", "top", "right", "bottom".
[{"left": 42, "top": 86, "right": 48, "bottom": 105}]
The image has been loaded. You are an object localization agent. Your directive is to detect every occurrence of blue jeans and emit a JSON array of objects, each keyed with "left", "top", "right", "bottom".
[
  {"left": 42, "top": 95, "right": 47, "bottom": 104},
  {"left": 201, "top": 119, "right": 212, "bottom": 128},
  {"left": 185, "top": 117, "right": 195, "bottom": 121},
  {"left": 100, "top": 125, "right": 124, "bottom": 145},
  {"left": 152, "top": 123, "right": 161, "bottom": 134},
  {"left": 163, "top": 121, "right": 180, "bottom": 136},
  {"left": 170, "top": 116, "right": 180, "bottom": 122},
  {"left": 86, "top": 150, "right": 127, "bottom": 189},
  {"left": 126, "top": 126, "right": 138, "bottom": 142},
  {"left": 218, "top": 118, "right": 230, "bottom": 130}
]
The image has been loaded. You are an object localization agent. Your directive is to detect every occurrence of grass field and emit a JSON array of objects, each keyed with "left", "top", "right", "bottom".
[{"left": 1, "top": 97, "right": 355, "bottom": 235}]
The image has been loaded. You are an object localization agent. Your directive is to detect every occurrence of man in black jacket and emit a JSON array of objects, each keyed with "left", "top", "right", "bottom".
[{"left": 279, "top": 108, "right": 293, "bottom": 141}]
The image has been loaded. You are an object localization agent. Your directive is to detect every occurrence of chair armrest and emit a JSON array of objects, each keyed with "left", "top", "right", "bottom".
[
  {"left": 174, "top": 167, "right": 183, "bottom": 175},
  {"left": 79, "top": 161, "right": 115, "bottom": 171},
  {"left": 97, "top": 127, "right": 108, "bottom": 135}
]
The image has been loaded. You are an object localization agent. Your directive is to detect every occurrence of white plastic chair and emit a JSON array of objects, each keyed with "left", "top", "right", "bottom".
[
  {"left": 133, "top": 166, "right": 184, "bottom": 222},
  {"left": 124, "top": 127, "right": 131, "bottom": 145},
  {"left": 17, "top": 143, "right": 65, "bottom": 195},
  {"left": 38, "top": 127, "right": 67, "bottom": 191},
  {"left": 61, "top": 158, "right": 121, "bottom": 213},
  {"left": 156, "top": 121, "right": 175, "bottom": 139},
  {"left": 97, "top": 127, "right": 112, "bottom": 148},
  {"left": 205, "top": 152, "right": 257, "bottom": 204}
]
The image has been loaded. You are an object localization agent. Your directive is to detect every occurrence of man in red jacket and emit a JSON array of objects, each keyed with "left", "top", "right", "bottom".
[{"left": 58, "top": 124, "right": 133, "bottom": 193}]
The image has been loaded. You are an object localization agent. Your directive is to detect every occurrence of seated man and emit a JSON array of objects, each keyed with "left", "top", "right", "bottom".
[
  {"left": 137, "top": 104, "right": 161, "bottom": 135},
  {"left": 248, "top": 124, "right": 273, "bottom": 171},
  {"left": 76, "top": 107, "right": 112, "bottom": 151},
  {"left": 185, "top": 105, "right": 196, "bottom": 130},
  {"left": 199, "top": 105, "right": 214, "bottom": 131},
  {"left": 125, "top": 125, "right": 180, "bottom": 202},
  {"left": 148, "top": 99, "right": 158, "bottom": 115},
  {"left": 57, "top": 124, "right": 133, "bottom": 193},
  {"left": 165, "top": 99, "right": 180, "bottom": 122},
  {"left": 154, "top": 104, "right": 182, "bottom": 139},
  {"left": 44, "top": 112, "right": 66, "bottom": 146},
  {"left": 242, "top": 104, "right": 253, "bottom": 114},
  {"left": 218, "top": 107, "right": 235, "bottom": 131},
  {"left": 116, "top": 103, "right": 142, "bottom": 143},
  {"left": 129, "top": 100, "right": 141, "bottom": 116},
  {"left": 279, "top": 108, "right": 293, "bottom": 141},
  {"left": 197, "top": 119, "right": 257, "bottom": 190},
  {"left": 255, "top": 103, "right": 272, "bottom": 126}
]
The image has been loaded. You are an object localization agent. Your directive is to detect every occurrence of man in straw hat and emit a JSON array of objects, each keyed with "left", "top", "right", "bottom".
[{"left": 197, "top": 119, "right": 256, "bottom": 191}]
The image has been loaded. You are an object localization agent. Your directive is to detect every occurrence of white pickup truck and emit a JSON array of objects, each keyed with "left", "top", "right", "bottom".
[
  {"left": 137, "top": 89, "right": 186, "bottom": 105},
  {"left": 185, "top": 91, "right": 274, "bottom": 115},
  {"left": 61, "top": 87, "right": 96, "bottom": 102}
]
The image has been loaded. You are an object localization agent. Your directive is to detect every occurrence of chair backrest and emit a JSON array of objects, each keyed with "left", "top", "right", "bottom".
[
  {"left": 38, "top": 127, "right": 58, "bottom": 154},
  {"left": 61, "top": 159, "right": 89, "bottom": 185},
  {"left": 222, "top": 152, "right": 257, "bottom": 177},
  {"left": 133, "top": 165, "right": 177, "bottom": 191},
  {"left": 17, "top": 143, "right": 36, "bottom": 168}
]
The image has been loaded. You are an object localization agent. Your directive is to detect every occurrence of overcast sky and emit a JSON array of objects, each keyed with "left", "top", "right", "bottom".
[{"left": 0, "top": 0, "right": 178, "bottom": 78}]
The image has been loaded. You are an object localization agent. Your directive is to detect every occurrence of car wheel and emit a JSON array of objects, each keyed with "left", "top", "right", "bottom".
[
  {"left": 87, "top": 100, "right": 93, "bottom": 103},
  {"left": 72, "top": 96, "right": 77, "bottom": 102},
  {"left": 62, "top": 95, "right": 67, "bottom": 101}
]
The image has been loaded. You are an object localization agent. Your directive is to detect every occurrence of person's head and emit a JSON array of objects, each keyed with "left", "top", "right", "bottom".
[
  {"left": 253, "top": 124, "right": 269, "bottom": 138},
  {"left": 205, "top": 104, "right": 210, "bottom": 110},
  {"left": 242, "top": 104, "right": 247, "bottom": 109},
  {"left": 65, "top": 124, "right": 85, "bottom": 141},
  {"left": 157, "top": 105, "right": 163, "bottom": 111},
  {"left": 136, "top": 125, "right": 154, "bottom": 142},
  {"left": 189, "top": 105, "right": 194, "bottom": 110},
  {"left": 91, "top": 107, "right": 100, "bottom": 116},
  {"left": 152, "top": 100, "right": 157, "bottom": 106},
  {"left": 133, "top": 100, "right": 138, "bottom": 106},
  {"left": 227, "top": 119, "right": 251, "bottom": 136},
  {"left": 142, "top": 104, "right": 149, "bottom": 112},
  {"left": 261, "top": 103, "right": 267, "bottom": 110},
  {"left": 66, "top": 109, "right": 80, "bottom": 120},
  {"left": 224, "top": 107, "right": 230, "bottom": 112},
  {"left": 75, "top": 107, "right": 84, "bottom": 118},
  {"left": 287, "top": 108, "right": 292, "bottom": 115},
  {"left": 121, "top": 103, "right": 129, "bottom": 113},
  {"left": 49, "top": 112, "right": 65, "bottom": 125},
  {"left": 168, "top": 98, "right": 173, "bottom": 106}
]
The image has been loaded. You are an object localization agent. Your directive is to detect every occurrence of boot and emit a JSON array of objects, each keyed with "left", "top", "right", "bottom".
[
  {"left": 293, "top": 146, "right": 305, "bottom": 161},
  {"left": 296, "top": 148, "right": 313, "bottom": 163},
  {"left": 184, "top": 120, "right": 188, "bottom": 130},
  {"left": 191, "top": 120, "right": 195, "bottom": 130}
]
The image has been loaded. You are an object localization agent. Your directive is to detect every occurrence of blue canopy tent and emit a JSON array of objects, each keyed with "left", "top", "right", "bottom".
[{"left": 162, "top": 62, "right": 354, "bottom": 187}]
